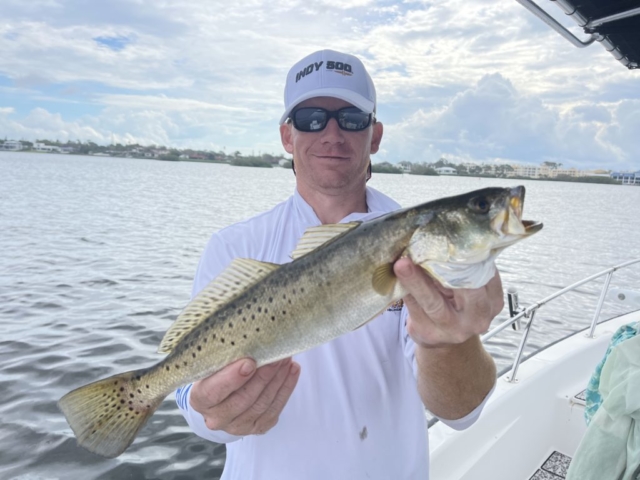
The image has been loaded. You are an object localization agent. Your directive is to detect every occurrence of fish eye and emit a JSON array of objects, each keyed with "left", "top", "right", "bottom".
[{"left": 470, "top": 197, "right": 491, "bottom": 214}]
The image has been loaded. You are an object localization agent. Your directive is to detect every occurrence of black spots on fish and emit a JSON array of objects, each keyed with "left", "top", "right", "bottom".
[
  {"left": 145, "top": 385, "right": 149, "bottom": 389},
  {"left": 243, "top": 317, "right": 247, "bottom": 322},
  {"left": 271, "top": 316, "right": 275, "bottom": 321},
  {"left": 192, "top": 353, "right": 196, "bottom": 358},
  {"left": 231, "top": 341, "right": 235, "bottom": 346},
  {"left": 137, "top": 389, "right": 142, "bottom": 394},
  {"left": 237, "top": 308, "right": 242, "bottom": 314},
  {"left": 282, "top": 294, "right": 286, "bottom": 299},
  {"left": 243, "top": 334, "right": 247, "bottom": 339},
  {"left": 212, "top": 333, "right": 217, "bottom": 339},
  {"left": 194, "top": 313, "right": 202, "bottom": 318},
  {"left": 268, "top": 297, "right": 273, "bottom": 303},
  {"left": 129, "top": 393, "right": 134, "bottom": 398},
  {"left": 197, "top": 345, "right": 202, "bottom": 351},
  {"left": 257, "top": 307, "right": 262, "bottom": 313},
  {"left": 288, "top": 299, "right": 292, "bottom": 305},
  {"left": 253, "top": 297, "right": 257, "bottom": 303},
  {"left": 203, "top": 337, "right": 207, "bottom": 344},
  {"left": 282, "top": 311, "right": 287, "bottom": 315},
  {"left": 120, "top": 399, "right": 125, "bottom": 404},
  {"left": 175, "top": 364, "right": 180, "bottom": 370},
  {"left": 264, "top": 308, "right": 268, "bottom": 313},
  {"left": 256, "top": 328, "right": 260, "bottom": 332},
  {"left": 165, "top": 366, "right": 170, "bottom": 371},
  {"left": 120, "top": 387, "right": 124, "bottom": 392},
  {"left": 292, "top": 288, "right": 296, "bottom": 294},
  {"left": 300, "top": 288, "right": 305, "bottom": 293},
  {"left": 228, "top": 322, "right": 233, "bottom": 328},
  {"left": 251, "top": 314, "right": 255, "bottom": 320},
  {"left": 221, "top": 338, "right": 225, "bottom": 343},
  {"left": 246, "top": 304, "right": 251, "bottom": 310}
]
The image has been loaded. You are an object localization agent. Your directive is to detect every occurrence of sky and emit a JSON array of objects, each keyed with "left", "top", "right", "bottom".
[{"left": 1, "top": 0, "right": 638, "bottom": 170}]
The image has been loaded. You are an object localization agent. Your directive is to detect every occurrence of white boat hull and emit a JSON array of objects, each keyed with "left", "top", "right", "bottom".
[{"left": 429, "top": 310, "right": 640, "bottom": 480}]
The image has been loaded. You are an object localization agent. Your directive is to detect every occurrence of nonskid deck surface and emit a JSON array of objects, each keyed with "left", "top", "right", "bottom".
[
  {"left": 529, "top": 389, "right": 587, "bottom": 479},
  {"left": 529, "top": 451, "right": 572, "bottom": 479}
]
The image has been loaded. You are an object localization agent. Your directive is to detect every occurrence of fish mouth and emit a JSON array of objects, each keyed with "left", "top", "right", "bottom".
[
  {"left": 492, "top": 186, "right": 542, "bottom": 237},
  {"left": 522, "top": 220, "right": 543, "bottom": 234}
]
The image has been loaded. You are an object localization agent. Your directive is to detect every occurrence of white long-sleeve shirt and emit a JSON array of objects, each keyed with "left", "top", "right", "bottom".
[{"left": 177, "top": 187, "right": 490, "bottom": 480}]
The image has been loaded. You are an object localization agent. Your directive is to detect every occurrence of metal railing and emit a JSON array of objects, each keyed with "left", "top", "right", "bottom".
[{"left": 482, "top": 258, "right": 640, "bottom": 383}]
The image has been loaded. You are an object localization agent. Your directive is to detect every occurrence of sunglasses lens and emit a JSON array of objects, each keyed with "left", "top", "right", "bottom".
[
  {"left": 291, "top": 107, "right": 372, "bottom": 132},
  {"left": 293, "top": 108, "right": 327, "bottom": 132},
  {"left": 339, "top": 108, "right": 371, "bottom": 131}
]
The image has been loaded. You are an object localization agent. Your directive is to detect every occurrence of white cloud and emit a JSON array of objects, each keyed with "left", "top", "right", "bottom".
[
  {"left": 0, "top": 0, "right": 637, "bottom": 168},
  {"left": 0, "top": 107, "right": 15, "bottom": 115},
  {"left": 378, "top": 73, "right": 636, "bottom": 169}
]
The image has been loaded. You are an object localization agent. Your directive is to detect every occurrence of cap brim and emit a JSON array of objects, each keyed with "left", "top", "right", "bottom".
[{"left": 279, "top": 88, "right": 375, "bottom": 125}]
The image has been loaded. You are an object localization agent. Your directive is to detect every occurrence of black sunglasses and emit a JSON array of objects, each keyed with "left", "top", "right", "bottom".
[{"left": 290, "top": 107, "right": 373, "bottom": 132}]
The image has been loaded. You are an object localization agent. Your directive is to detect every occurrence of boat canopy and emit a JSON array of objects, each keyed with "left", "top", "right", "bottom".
[{"left": 516, "top": 0, "right": 640, "bottom": 69}]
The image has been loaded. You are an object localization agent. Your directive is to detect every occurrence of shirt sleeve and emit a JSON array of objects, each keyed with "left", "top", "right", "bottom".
[
  {"left": 176, "top": 231, "right": 244, "bottom": 444},
  {"left": 176, "top": 383, "right": 243, "bottom": 444},
  {"left": 399, "top": 306, "right": 495, "bottom": 431}
]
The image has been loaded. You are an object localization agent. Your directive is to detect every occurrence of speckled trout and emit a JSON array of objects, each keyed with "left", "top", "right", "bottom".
[{"left": 59, "top": 186, "right": 542, "bottom": 458}]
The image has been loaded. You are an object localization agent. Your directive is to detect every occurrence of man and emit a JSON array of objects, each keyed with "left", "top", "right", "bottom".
[{"left": 177, "top": 49, "right": 501, "bottom": 479}]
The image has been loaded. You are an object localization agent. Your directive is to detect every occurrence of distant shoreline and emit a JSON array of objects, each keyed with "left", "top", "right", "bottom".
[{"left": 2, "top": 150, "right": 629, "bottom": 185}]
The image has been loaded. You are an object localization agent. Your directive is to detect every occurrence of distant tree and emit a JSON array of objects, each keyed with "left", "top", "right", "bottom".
[
  {"left": 410, "top": 163, "right": 439, "bottom": 176},
  {"left": 542, "top": 161, "right": 561, "bottom": 169},
  {"left": 371, "top": 162, "right": 403, "bottom": 174},
  {"left": 434, "top": 158, "right": 451, "bottom": 168}
]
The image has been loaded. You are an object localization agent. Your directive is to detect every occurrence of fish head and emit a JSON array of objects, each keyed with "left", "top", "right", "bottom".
[{"left": 409, "top": 186, "right": 542, "bottom": 266}]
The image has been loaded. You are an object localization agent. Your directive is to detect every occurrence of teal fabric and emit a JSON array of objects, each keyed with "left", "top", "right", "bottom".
[
  {"left": 566, "top": 326, "right": 640, "bottom": 480},
  {"left": 585, "top": 323, "right": 639, "bottom": 425}
]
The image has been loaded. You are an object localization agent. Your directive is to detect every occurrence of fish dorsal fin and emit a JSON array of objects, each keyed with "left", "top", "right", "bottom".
[
  {"left": 291, "top": 222, "right": 360, "bottom": 260},
  {"left": 372, "top": 263, "right": 397, "bottom": 296},
  {"left": 157, "top": 258, "right": 279, "bottom": 354}
]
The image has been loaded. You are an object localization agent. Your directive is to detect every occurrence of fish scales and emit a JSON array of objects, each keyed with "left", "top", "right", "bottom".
[
  {"left": 58, "top": 186, "right": 542, "bottom": 458},
  {"left": 154, "top": 210, "right": 418, "bottom": 396}
]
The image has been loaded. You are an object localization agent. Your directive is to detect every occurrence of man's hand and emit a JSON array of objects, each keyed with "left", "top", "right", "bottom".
[
  {"left": 190, "top": 358, "right": 301, "bottom": 436},
  {"left": 394, "top": 257, "right": 500, "bottom": 418},
  {"left": 393, "top": 257, "right": 504, "bottom": 348}
]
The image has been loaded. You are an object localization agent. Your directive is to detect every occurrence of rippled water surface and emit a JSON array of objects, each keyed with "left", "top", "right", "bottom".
[{"left": 1, "top": 153, "right": 639, "bottom": 479}]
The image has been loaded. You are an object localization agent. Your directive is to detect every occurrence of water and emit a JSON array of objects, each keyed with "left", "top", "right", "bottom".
[{"left": 1, "top": 152, "right": 639, "bottom": 479}]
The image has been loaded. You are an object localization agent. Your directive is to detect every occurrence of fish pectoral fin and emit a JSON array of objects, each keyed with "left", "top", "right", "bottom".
[
  {"left": 290, "top": 222, "right": 360, "bottom": 260},
  {"left": 157, "top": 258, "right": 279, "bottom": 354},
  {"left": 372, "top": 263, "right": 397, "bottom": 296}
]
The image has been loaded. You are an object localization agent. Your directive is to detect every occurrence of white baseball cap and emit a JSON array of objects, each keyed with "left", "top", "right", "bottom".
[{"left": 279, "top": 49, "right": 376, "bottom": 125}]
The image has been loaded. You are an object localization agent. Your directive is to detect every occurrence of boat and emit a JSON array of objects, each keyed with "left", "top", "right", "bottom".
[
  {"left": 428, "top": 3, "right": 640, "bottom": 477},
  {"left": 428, "top": 259, "right": 640, "bottom": 479}
]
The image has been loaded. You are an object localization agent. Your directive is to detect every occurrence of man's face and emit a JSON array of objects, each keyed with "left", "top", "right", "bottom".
[{"left": 280, "top": 96, "right": 383, "bottom": 195}]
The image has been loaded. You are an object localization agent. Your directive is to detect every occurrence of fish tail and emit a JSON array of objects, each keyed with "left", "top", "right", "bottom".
[{"left": 58, "top": 369, "right": 165, "bottom": 458}]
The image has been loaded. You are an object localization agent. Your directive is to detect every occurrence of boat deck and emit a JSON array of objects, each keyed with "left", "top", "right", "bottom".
[{"left": 530, "top": 451, "right": 572, "bottom": 479}]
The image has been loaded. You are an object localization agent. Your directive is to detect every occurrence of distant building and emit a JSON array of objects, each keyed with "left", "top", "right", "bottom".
[
  {"left": 34, "top": 142, "right": 61, "bottom": 153},
  {"left": 1, "top": 140, "right": 23, "bottom": 151},
  {"left": 610, "top": 171, "right": 640, "bottom": 185},
  {"left": 435, "top": 167, "right": 457, "bottom": 175},
  {"left": 512, "top": 164, "right": 541, "bottom": 178}
]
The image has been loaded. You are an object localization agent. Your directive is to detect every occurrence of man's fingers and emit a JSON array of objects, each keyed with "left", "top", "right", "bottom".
[
  {"left": 228, "top": 361, "right": 300, "bottom": 435},
  {"left": 191, "top": 358, "right": 257, "bottom": 410},
  {"left": 394, "top": 258, "right": 447, "bottom": 318},
  {"left": 208, "top": 360, "right": 284, "bottom": 422}
]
